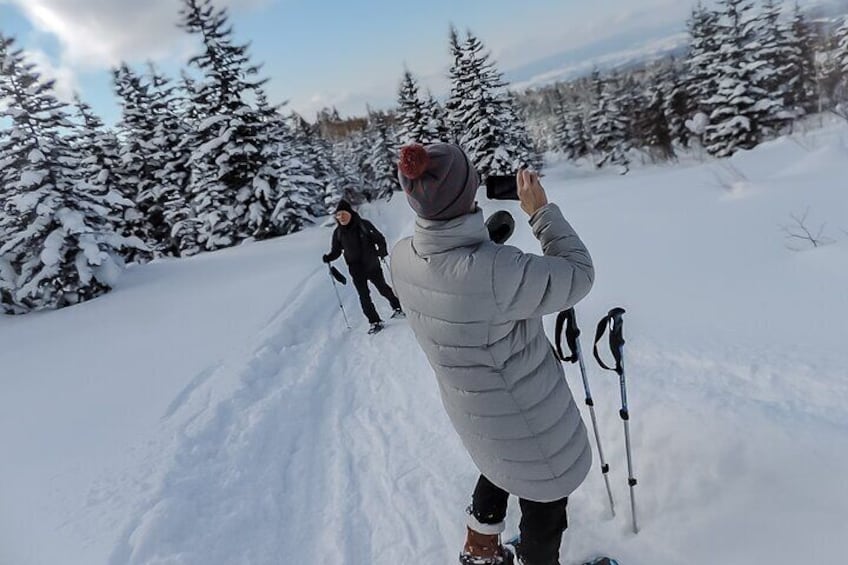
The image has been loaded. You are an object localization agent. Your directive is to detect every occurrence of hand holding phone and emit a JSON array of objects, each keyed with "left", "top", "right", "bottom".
[{"left": 517, "top": 169, "right": 548, "bottom": 216}]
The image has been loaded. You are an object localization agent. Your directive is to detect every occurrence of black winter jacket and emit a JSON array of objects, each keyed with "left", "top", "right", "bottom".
[{"left": 325, "top": 213, "right": 388, "bottom": 272}]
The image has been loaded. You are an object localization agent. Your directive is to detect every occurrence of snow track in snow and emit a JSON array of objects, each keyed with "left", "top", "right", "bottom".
[{"left": 108, "top": 260, "right": 475, "bottom": 565}]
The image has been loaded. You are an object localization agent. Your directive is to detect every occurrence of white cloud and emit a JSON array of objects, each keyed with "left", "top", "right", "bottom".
[
  {"left": 491, "top": 0, "right": 692, "bottom": 71},
  {"left": 8, "top": 0, "right": 266, "bottom": 70},
  {"left": 24, "top": 49, "right": 79, "bottom": 103}
]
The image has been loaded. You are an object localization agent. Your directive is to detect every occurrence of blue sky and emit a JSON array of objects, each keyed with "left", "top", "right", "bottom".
[{"left": 0, "top": 0, "right": 816, "bottom": 124}]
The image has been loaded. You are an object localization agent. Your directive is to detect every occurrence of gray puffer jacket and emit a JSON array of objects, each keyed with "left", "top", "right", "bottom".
[{"left": 391, "top": 203, "right": 595, "bottom": 502}]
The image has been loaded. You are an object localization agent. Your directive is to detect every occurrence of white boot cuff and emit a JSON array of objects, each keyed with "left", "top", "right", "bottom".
[{"left": 466, "top": 514, "right": 506, "bottom": 535}]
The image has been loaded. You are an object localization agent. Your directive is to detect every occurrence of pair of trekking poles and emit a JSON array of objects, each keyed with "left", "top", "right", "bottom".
[
  {"left": 555, "top": 307, "right": 639, "bottom": 534},
  {"left": 487, "top": 212, "right": 639, "bottom": 531}
]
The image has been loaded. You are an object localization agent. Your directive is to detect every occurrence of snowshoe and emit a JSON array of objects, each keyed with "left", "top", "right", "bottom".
[
  {"left": 459, "top": 528, "right": 514, "bottom": 565},
  {"left": 367, "top": 322, "right": 384, "bottom": 335},
  {"left": 459, "top": 550, "right": 513, "bottom": 565},
  {"left": 391, "top": 308, "right": 405, "bottom": 319}
]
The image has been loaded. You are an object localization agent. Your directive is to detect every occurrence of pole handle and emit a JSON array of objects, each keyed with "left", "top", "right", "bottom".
[
  {"left": 593, "top": 307, "right": 626, "bottom": 375},
  {"left": 328, "top": 265, "right": 348, "bottom": 285},
  {"left": 555, "top": 308, "right": 581, "bottom": 363}
]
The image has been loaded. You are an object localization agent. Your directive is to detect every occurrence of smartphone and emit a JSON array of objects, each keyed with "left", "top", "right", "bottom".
[{"left": 486, "top": 175, "right": 519, "bottom": 201}]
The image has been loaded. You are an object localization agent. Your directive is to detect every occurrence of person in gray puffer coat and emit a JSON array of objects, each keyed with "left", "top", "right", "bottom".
[{"left": 391, "top": 143, "right": 595, "bottom": 565}]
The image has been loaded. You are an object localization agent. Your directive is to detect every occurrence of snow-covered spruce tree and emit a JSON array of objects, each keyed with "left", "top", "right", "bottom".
[
  {"left": 816, "top": 34, "right": 845, "bottom": 110},
  {"left": 146, "top": 65, "right": 196, "bottom": 256},
  {"left": 69, "top": 96, "right": 139, "bottom": 243},
  {"left": 704, "top": 0, "right": 775, "bottom": 157},
  {"left": 320, "top": 141, "right": 363, "bottom": 212},
  {"left": 113, "top": 64, "right": 169, "bottom": 262},
  {"left": 0, "top": 35, "right": 129, "bottom": 313},
  {"left": 550, "top": 91, "right": 569, "bottom": 154},
  {"left": 550, "top": 91, "right": 571, "bottom": 154},
  {"left": 245, "top": 98, "right": 315, "bottom": 237},
  {"left": 423, "top": 91, "right": 451, "bottom": 143},
  {"left": 449, "top": 31, "right": 539, "bottom": 178},
  {"left": 565, "top": 106, "right": 591, "bottom": 161},
  {"left": 552, "top": 90, "right": 591, "bottom": 161},
  {"left": 503, "top": 93, "right": 543, "bottom": 171},
  {"left": 348, "top": 130, "right": 377, "bottom": 201},
  {"left": 397, "top": 70, "right": 439, "bottom": 144},
  {"left": 455, "top": 31, "right": 513, "bottom": 176},
  {"left": 686, "top": 2, "right": 721, "bottom": 143},
  {"left": 0, "top": 75, "right": 19, "bottom": 312},
  {"left": 836, "top": 16, "right": 848, "bottom": 100},
  {"left": 235, "top": 90, "right": 286, "bottom": 240},
  {"left": 617, "top": 74, "right": 644, "bottom": 139},
  {"left": 661, "top": 63, "right": 695, "bottom": 148},
  {"left": 586, "top": 71, "right": 631, "bottom": 172},
  {"left": 784, "top": 4, "right": 820, "bottom": 113},
  {"left": 179, "top": 0, "right": 268, "bottom": 252},
  {"left": 637, "top": 84, "right": 676, "bottom": 162},
  {"left": 316, "top": 132, "right": 367, "bottom": 213},
  {"left": 256, "top": 99, "right": 326, "bottom": 238},
  {"left": 362, "top": 110, "right": 399, "bottom": 201},
  {"left": 289, "top": 113, "right": 341, "bottom": 217},
  {"left": 332, "top": 135, "right": 369, "bottom": 206},
  {"left": 539, "top": 90, "right": 561, "bottom": 153},
  {"left": 445, "top": 25, "right": 466, "bottom": 144},
  {"left": 750, "top": 0, "right": 794, "bottom": 133}
]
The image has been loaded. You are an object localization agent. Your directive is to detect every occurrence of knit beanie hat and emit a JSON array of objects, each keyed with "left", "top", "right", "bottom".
[
  {"left": 397, "top": 143, "right": 479, "bottom": 221},
  {"left": 335, "top": 199, "right": 353, "bottom": 214}
]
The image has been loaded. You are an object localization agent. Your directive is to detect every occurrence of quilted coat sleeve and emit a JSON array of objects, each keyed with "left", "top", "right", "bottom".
[{"left": 493, "top": 203, "right": 594, "bottom": 320}]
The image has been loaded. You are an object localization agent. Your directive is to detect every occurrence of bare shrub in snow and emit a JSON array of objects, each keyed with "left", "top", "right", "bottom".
[{"left": 781, "top": 208, "right": 835, "bottom": 251}]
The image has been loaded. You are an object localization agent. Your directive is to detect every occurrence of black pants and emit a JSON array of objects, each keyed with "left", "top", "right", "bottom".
[
  {"left": 350, "top": 264, "right": 400, "bottom": 324},
  {"left": 471, "top": 475, "right": 568, "bottom": 565}
]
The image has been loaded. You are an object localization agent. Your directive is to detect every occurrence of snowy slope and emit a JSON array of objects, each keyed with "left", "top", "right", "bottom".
[{"left": 2, "top": 122, "right": 848, "bottom": 565}]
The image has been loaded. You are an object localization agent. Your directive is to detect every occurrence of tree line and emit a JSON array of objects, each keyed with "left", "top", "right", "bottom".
[{"left": 2, "top": 0, "right": 847, "bottom": 313}]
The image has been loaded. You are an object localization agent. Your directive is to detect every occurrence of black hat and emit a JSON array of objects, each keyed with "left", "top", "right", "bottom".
[
  {"left": 335, "top": 200, "right": 353, "bottom": 214},
  {"left": 485, "top": 210, "right": 515, "bottom": 245}
]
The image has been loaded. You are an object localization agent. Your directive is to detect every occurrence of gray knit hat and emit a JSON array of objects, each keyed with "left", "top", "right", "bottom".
[{"left": 397, "top": 143, "right": 479, "bottom": 221}]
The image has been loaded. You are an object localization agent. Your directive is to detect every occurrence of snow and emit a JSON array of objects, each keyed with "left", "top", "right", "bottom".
[
  {"left": 2, "top": 123, "right": 848, "bottom": 565},
  {"left": 251, "top": 176, "right": 271, "bottom": 197},
  {"left": 19, "top": 169, "right": 47, "bottom": 188},
  {"left": 39, "top": 228, "right": 65, "bottom": 267},
  {"left": 94, "top": 255, "right": 123, "bottom": 287},
  {"left": 197, "top": 115, "right": 229, "bottom": 131},
  {"left": 685, "top": 112, "right": 709, "bottom": 135},
  {"left": 75, "top": 250, "right": 94, "bottom": 284},
  {"left": 195, "top": 130, "right": 232, "bottom": 158},
  {"left": 27, "top": 148, "right": 45, "bottom": 163}
]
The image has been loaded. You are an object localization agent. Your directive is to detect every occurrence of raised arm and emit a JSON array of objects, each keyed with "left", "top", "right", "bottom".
[{"left": 493, "top": 203, "right": 594, "bottom": 319}]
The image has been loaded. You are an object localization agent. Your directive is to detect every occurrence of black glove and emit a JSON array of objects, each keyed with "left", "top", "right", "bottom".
[{"left": 322, "top": 254, "right": 331, "bottom": 264}]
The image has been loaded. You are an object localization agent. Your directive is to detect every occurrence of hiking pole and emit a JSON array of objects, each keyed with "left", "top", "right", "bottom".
[
  {"left": 327, "top": 264, "right": 351, "bottom": 330},
  {"left": 555, "top": 308, "right": 615, "bottom": 518},
  {"left": 593, "top": 308, "right": 638, "bottom": 534}
]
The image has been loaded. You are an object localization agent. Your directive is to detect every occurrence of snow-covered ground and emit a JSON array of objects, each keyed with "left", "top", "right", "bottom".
[{"left": 2, "top": 123, "right": 847, "bottom": 565}]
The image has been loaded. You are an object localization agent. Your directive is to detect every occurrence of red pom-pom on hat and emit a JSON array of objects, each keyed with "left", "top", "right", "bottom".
[{"left": 398, "top": 143, "right": 430, "bottom": 180}]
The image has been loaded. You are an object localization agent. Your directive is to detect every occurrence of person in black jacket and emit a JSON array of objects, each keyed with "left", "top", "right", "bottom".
[{"left": 323, "top": 200, "right": 403, "bottom": 333}]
